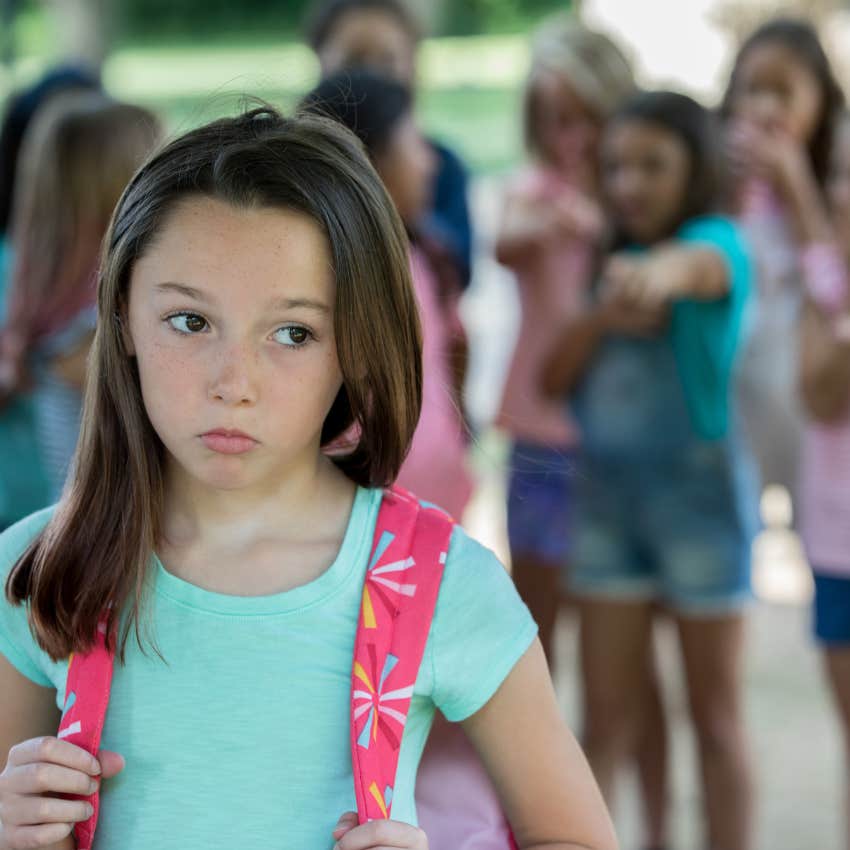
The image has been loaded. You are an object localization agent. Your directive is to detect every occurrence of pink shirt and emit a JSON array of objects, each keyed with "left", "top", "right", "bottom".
[
  {"left": 495, "top": 168, "right": 595, "bottom": 447},
  {"left": 396, "top": 246, "right": 473, "bottom": 521},
  {"left": 798, "top": 242, "right": 850, "bottom": 574}
]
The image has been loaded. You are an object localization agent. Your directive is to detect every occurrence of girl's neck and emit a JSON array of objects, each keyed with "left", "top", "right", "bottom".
[{"left": 160, "top": 453, "right": 356, "bottom": 552}]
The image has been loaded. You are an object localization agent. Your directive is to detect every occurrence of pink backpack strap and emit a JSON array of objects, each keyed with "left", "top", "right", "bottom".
[
  {"left": 350, "top": 485, "right": 454, "bottom": 823},
  {"left": 56, "top": 619, "right": 115, "bottom": 850}
]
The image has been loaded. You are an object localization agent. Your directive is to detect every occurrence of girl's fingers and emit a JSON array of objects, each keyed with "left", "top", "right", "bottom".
[
  {"left": 332, "top": 811, "right": 359, "bottom": 840},
  {"left": 1, "top": 793, "right": 93, "bottom": 826},
  {"left": 0, "top": 821, "right": 75, "bottom": 849},
  {"left": 96, "top": 749, "right": 126, "bottom": 779},
  {"left": 334, "top": 819, "right": 428, "bottom": 849},
  {"left": 10, "top": 762, "right": 99, "bottom": 796},
  {"left": 6, "top": 737, "right": 101, "bottom": 775}
]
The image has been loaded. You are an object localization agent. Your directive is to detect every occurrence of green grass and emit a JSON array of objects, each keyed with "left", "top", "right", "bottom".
[{"left": 1, "top": 34, "right": 529, "bottom": 174}]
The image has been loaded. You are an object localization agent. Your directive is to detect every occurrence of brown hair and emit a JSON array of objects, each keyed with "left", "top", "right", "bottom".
[
  {"left": 720, "top": 17, "right": 845, "bottom": 187},
  {"left": 6, "top": 105, "right": 422, "bottom": 661},
  {"left": 0, "top": 91, "right": 160, "bottom": 395}
]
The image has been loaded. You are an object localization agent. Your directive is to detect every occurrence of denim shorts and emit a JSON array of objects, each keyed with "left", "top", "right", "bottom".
[
  {"left": 570, "top": 439, "right": 758, "bottom": 616},
  {"left": 506, "top": 441, "right": 575, "bottom": 566},
  {"left": 813, "top": 573, "right": 850, "bottom": 646}
]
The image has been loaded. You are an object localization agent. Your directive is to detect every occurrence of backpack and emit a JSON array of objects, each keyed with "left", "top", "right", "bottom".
[{"left": 55, "top": 486, "right": 516, "bottom": 850}]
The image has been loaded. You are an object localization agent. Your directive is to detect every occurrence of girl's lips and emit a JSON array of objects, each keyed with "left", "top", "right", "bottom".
[{"left": 200, "top": 430, "right": 258, "bottom": 455}]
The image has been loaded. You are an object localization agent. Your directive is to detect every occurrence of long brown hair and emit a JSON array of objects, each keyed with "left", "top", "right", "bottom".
[
  {"left": 720, "top": 17, "right": 845, "bottom": 188},
  {"left": 6, "top": 106, "right": 423, "bottom": 661},
  {"left": 0, "top": 91, "right": 160, "bottom": 395}
]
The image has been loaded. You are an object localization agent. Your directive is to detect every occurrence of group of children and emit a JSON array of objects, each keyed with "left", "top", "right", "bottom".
[
  {"left": 493, "top": 11, "right": 850, "bottom": 850},
  {"left": 0, "top": 1, "right": 848, "bottom": 850}
]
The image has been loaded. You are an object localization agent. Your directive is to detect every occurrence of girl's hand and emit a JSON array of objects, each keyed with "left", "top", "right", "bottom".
[
  {"left": 0, "top": 737, "right": 124, "bottom": 850},
  {"left": 727, "top": 121, "right": 811, "bottom": 196},
  {"left": 603, "top": 255, "right": 676, "bottom": 309},
  {"left": 331, "top": 812, "right": 428, "bottom": 849}
]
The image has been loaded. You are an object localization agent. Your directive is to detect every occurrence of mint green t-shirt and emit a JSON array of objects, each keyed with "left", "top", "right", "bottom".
[{"left": 0, "top": 487, "right": 537, "bottom": 849}]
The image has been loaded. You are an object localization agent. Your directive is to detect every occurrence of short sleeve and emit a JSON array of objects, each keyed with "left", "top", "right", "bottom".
[
  {"left": 670, "top": 216, "right": 754, "bottom": 439},
  {"left": 428, "top": 526, "right": 538, "bottom": 722},
  {"left": 0, "top": 507, "right": 57, "bottom": 687}
]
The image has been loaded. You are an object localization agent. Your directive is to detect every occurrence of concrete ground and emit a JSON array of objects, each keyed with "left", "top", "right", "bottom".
[{"left": 459, "top": 177, "right": 845, "bottom": 850}]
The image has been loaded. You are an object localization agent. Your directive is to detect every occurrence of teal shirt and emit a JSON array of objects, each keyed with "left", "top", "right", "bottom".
[
  {"left": 0, "top": 238, "right": 50, "bottom": 528},
  {"left": 668, "top": 216, "right": 753, "bottom": 439},
  {"left": 0, "top": 488, "right": 537, "bottom": 849}
]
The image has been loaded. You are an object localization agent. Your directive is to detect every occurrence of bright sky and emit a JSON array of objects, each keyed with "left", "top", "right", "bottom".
[{"left": 582, "top": 0, "right": 734, "bottom": 103}]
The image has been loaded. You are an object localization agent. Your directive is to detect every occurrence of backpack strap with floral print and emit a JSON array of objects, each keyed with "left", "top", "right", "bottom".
[{"left": 349, "top": 485, "right": 453, "bottom": 822}]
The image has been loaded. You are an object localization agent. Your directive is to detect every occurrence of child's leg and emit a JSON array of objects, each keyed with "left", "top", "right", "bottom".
[
  {"left": 579, "top": 597, "right": 655, "bottom": 805},
  {"left": 824, "top": 649, "right": 850, "bottom": 850},
  {"left": 676, "top": 613, "right": 752, "bottom": 850},
  {"left": 635, "top": 642, "right": 669, "bottom": 850}
]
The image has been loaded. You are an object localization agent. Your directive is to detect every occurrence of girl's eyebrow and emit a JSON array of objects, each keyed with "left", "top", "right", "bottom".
[{"left": 154, "top": 282, "right": 330, "bottom": 314}]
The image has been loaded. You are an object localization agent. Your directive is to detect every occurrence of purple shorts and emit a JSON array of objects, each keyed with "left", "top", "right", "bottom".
[{"left": 506, "top": 441, "right": 575, "bottom": 566}]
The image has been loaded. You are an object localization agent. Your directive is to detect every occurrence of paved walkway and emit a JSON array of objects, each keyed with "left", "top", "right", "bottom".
[{"left": 459, "top": 177, "right": 844, "bottom": 850}]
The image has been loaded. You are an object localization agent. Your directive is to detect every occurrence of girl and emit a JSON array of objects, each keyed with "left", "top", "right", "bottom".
[
  {"left": 0, "top": 107, "right": 616, "bottom": 850},
  {"left": 494, "top": 14, "right": 633, "bottom": 663},
  {"left": 0, "top": 67, "right": 101, "bottom": 530},
  {"left": 494, "top": 21, "right": 668, "bottom": 850},
  {"left": 302, "top": 68, "right": 472, "bottom": 521},
  {"left": 798, "top": 113, "right": 850, "bottom": 849},
  {"left": 723, "top": 17, "right": 844, "bottom": 507},
  {"left": 0, "top": 91, "right": 159, "bottom": 500},
  {"left": 545, "top": 91, "right": 758, "bottom": 850},
  {"left": 305, "top": 0, "right": 473, "bottom": 291}
]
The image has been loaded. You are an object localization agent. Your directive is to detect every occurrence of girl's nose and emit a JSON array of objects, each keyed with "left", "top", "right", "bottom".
[{"left": 207, "top": 342, "right": 259, "bottom": 406}]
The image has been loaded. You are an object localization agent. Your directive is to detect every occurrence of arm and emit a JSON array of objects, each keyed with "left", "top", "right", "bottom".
[
  {"left": 495, "top": 188, "right": 603, "bottom": 270},
  {"left": 0, "top": 656, "right": 124, "bottom": 850},
  {"left": 542, "top": 308, "right": 608, "bottom": 399},
  {"left": 0, "top": 656, "right": 75, "bottom": 850},
  {"left": 610, "top": 246, "right": 731, "bottom": 305},
  {"left": 495, "top": 191, "right": 562, "bottom": 269},
  {"left": 542, "top": 294, "right": 670, "bottom": 398},
  {"left": 462, "top": 639, "right": 617, "bottom": 850}
]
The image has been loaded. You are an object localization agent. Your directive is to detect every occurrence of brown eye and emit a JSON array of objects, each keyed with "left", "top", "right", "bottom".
[
  {"left": 168, "top": 313, "right": 208, "bottom": 334},
  {"left": 274, "top": 325, "right": 311, "bottom": 347}
]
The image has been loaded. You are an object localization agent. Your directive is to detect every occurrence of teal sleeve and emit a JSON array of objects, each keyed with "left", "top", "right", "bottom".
[
  {"left": 429, "top": 526, "right": 538, "bottom": 722},
  {"left": 0, "top": 508, "right": 57, "bottom": 687},
  {"left": 671, "top": 216, "right": 754, "bottom": 439}
]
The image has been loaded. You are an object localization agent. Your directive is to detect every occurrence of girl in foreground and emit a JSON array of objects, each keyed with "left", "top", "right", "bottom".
[{"left": 0, "top": 108, "right": 615, "bottom": 850}]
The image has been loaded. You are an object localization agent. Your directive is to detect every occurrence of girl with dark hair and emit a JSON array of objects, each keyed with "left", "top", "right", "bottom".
[
  {"left": 797, "top": 112, "right": 850, "bottom": 850},
  {"left": 545, "top": 90, "right": 758, "bottom": 850},
  {"left": 304, "top": 0, "right": 474, "bottom": 292},
  {"left": 723, "top": 17, "right": 845, "bottom": 510},
  {"left": 0, "top": 106, "right": 616, "bottom": 850}
]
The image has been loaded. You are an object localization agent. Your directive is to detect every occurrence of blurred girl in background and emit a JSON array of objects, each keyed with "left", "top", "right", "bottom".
[
  {"left": 305, "top": 0, "right": 473, "bottom": 291},
  {"left": 797, "top": 111, "right": 850, "bottom": 850},
  {"left": 494, "top": 11, "right": 633, "bottom": 668},
  {"left": 0, "top": 91, "right": 159, "bottom": 499},
  {"left": 723, "top": 17, "right": 844, "bottom": 512},
  {"left": 0, "top": 67, "right": 100, "bottom": 528},
  {"left": 546, "top": 91, "right": 757, "bottom": 850}
]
